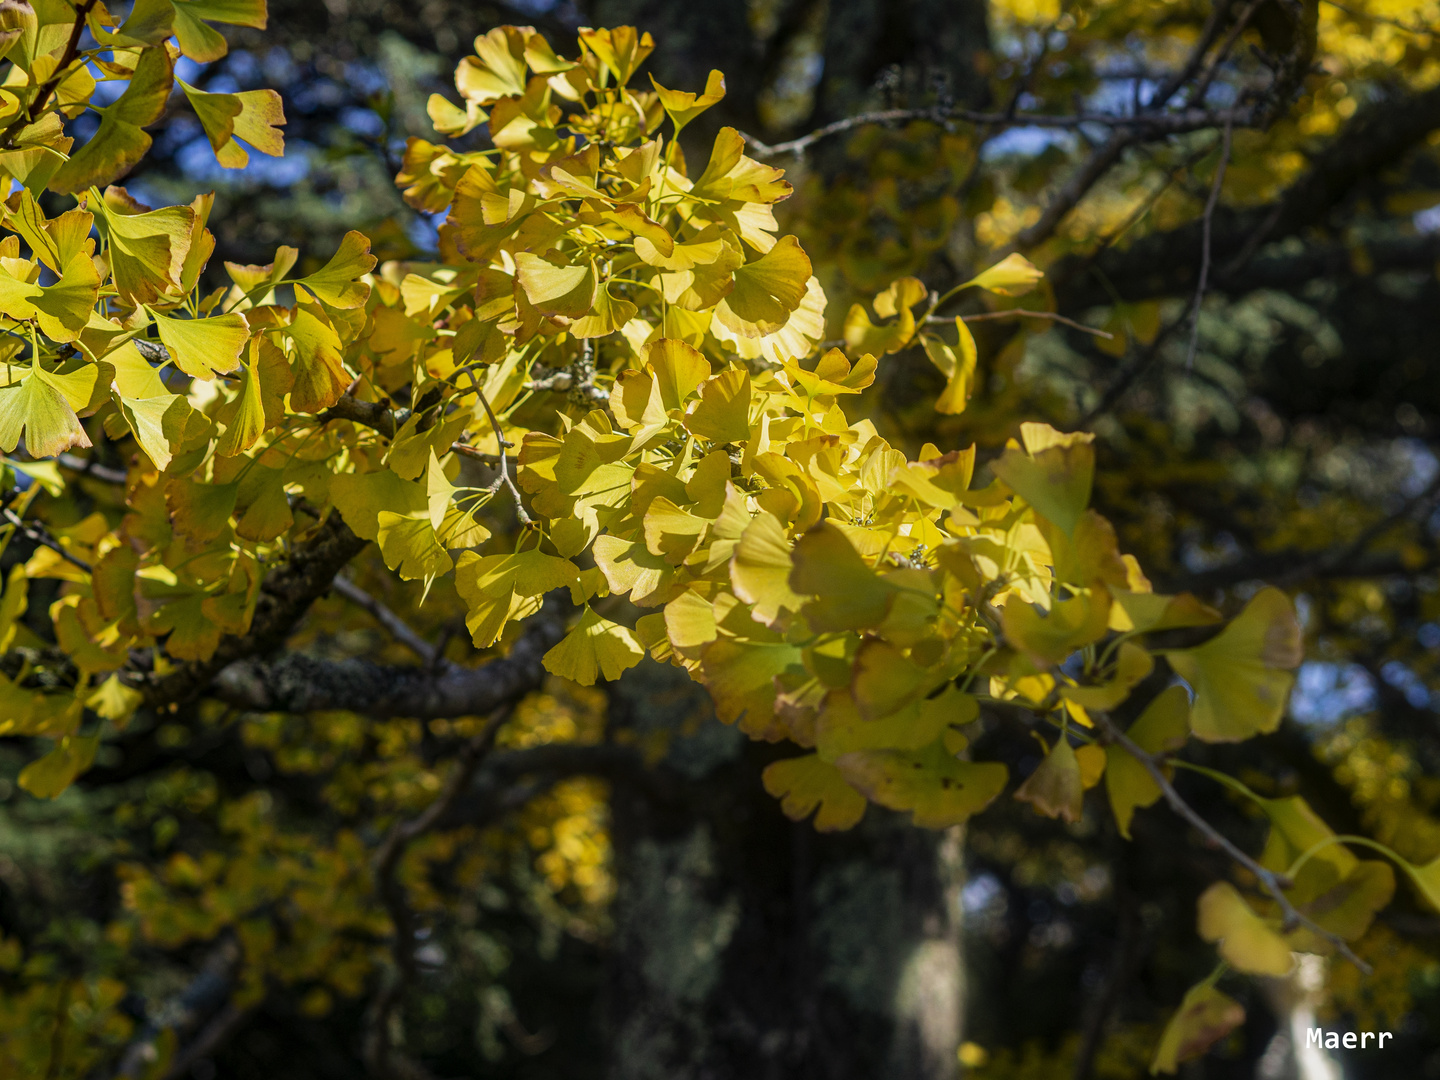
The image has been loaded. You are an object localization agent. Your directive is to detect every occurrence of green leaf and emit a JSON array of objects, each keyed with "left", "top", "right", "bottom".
[
  {"left": 991, "top": 422, "right": 1095, "bottom": 537},
  {"left": 50, "top": 47, "right": 174, "bottom": 194},
  {"left": 729, "top": 510, "right": 803, "bottom": 626},
  {"left": 1104, "top": 684, "right": 1190, "bottom": 839},
  {"left": 292, "top": 231, "right": 375, "bottom": 309},
  {"left": 178, "top": 79, "right": 285, "bottom": 167},
  {"left": 0, "top": 360, "right": 110, "bottom": 458},
  {"left": 1168, "top": 587, "right": 1301, "bottom": 743},
  {"left": 0, "top": 247, "right": 99, "bottom": 342},
  {"left": 836, "top": 743, "right": 1007, "bottom": 828},
  {"left": 542, "top": 606, "right": 644, "bottom": 685},
  {"left": 1196, "top": 882, "right": 1293, "bottom": 976},
  {"left": 763, "top": 754, "right": 867, "bottom": 832},
  {"left": 376, "top": 512, "right": 453, "bottom": 584},
  {"left": 170, "top": 0, "right": 269, "bottom": 62},
  {"left": 92, "top": 190, "right": 195, "bottom": 305},
  {"left": 150, "top": 310, "right": 250, "bottom": 378},
  {"left": 1150, "top": 981, "right": 1244, "bottom": 1075},
  {"left": 18, "top": 732, "right": 97, "bottom": 799},
  {"left": 713, "top": 235, "right": 812, "bottom": 338},
  {"left": 685, "top": 366, "right": 751, "bottom": 443}
]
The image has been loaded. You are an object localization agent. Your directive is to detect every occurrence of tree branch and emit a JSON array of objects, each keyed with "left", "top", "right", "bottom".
[
  {"left": 365, "top": 706, "right": 512, "bottom": 1080},
  {"left": 1093, "top": 711, "right": 1373, "bottom": 973},
  {"left": 211, "top": 592, "right": 570, "bottom": 718},
  {"left": 128, "top": 512, "right": 369, "bottom": 709},
  {"left": 331, "top": 575, "right": 439, "bottom": 665}
]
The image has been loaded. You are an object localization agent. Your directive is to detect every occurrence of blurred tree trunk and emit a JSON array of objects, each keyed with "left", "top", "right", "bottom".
[{"left": 604, "top": 661, "right": 966, "bottom": 1080}]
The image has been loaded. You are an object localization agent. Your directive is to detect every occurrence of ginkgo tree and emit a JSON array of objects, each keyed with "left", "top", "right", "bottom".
[{"left": 0, "top": 6, "right": 1434, "bottom": 1076}]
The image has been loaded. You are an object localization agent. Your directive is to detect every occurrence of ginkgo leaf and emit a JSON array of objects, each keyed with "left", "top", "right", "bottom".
[
  {"left": 92, "top": 192, "right": 195, "bottom": 305},
  {"left": 579, "top": 25, "right": 655, "bottom": 85},
  {"left": 456, "top": 26, "right": 531, "bottom": 104},
  {"left": 1150, "top": 981, "right": 1245, "bottom": 1075},
  {"left": 651, "top": 69, "right": 725, "bottom": 133},
  {"left": 171, "top": 0, "right": 268, "bottom": 62},
  {"left": 962, "top": 252, "right": 1044, "bottom": 296},
  {"left": 178, "top": 79, "right": 286, "bottom": 167},
  {"left": 542, "top": 606, "right": 644, "bottom": 685},
  {"left": 1015, "top": 737, "right": 1085, "bottom": 823},
  {"left": 0, "top": 248, "right": 99, "bottom": 342},
  {"left": 284, "top": 303, "right": 351, "bottom": 412},
  {"left": 928, "top": 318, "right": 978, "bottom": 415},
  {"left": 664, "top": 589, "right": 717, "bottom": 651},
  {"left": 0, "top": 360, "right": 109, "bottom": 458},
  {"left": 645, "top": 338, "right": 711, "bottom": 411},
  {"left": 1196, "top": 882, "right": 1293, "bottom": 976},
  {"left": 730, "top": 511, "right": 804, "bottom": 626},
  {"left": 87, "top": 674, "right": 143, "bottom": 726},
  {"left": 700, "top": 637, "right": 803, "bottom": 741},
  {"left": 514, "top": 253, "right": 595, "bottom": 319},
  {"left": 50, "top": 47, "right": 173, "bottom": 194},
  {"left": 1104, "top": 684, "right": 1189, "bottom": 839},
  {"left": 836, "top": 743, "right": 1007, "bottom": 829},
  {"left": 763, "top": 754, "right": 867, "bottom": 831},
  {"left": 790, "top": 521, "right": 895, "bottom": 631},
  {"left": 713, "top": 236, "right": 812, "bottom": 337},
  {"left": 1168, "top": 588, "right": 1301, "bottom": 743},
  {"left": 292, "top": 231, "right": 376, "bottom": 309},
  {"left": 685, "top": 366, "right": 751, "bottom": 443},
  {"left": 376, "top": 512, "right": 453, "bottom": 583},
  {"left": 991, "top": 424, "right": 1096, "bottom": 537},
  {"left": 331, "top": 469, "right": 429, "bottom": 542},
  {"left": 150, "top": 310, "right": 250, "bottom": 378},
  {"left": 1062, "top": 641, "right": 1154, "bottom": 710},
  {"left": 214, "top": 353, "right": 267, "bottom": 457},
  {"left": 17, "top": 732, "right": 97, "bottom": 799},
  {"left": 571, "top": 281, "right": 637, "bottom": 339},
  {"left": 1002, "top": 586, "right": 1112, "bottom": 665}
]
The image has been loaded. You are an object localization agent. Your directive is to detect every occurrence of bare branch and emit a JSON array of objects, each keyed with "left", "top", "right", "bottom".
[
  {"left": 742, "top": 105, "right": 1257, "bottom": 158},
  {"left": 1183, "top": 115, "right": 1235, "bottom": 370},
  {"left": 930, "top": 309, "right": 1114, "bottom": 338},
  {"left": 1093, "top": 711, "right": 1373, "bottom": 974},
  {"left": 470, "top": 376, "right": 533, "bottom": 526},
  {"left": 331, "top": 575, "right": 440, "bottom": 665},
  {"left": 212, "top": 592, "right": 570, "bottom": 718},
  {"left": 57, "top": 453, "right": 128, "bottom": 485},
  {"left": 0, "top": 1, "right": 98, "bottom": 150},
  {"left": 319, "top": 394, "right": 400, "bottom": 438},
  {"left": 2, "top": 508, "right": 92, "bottom": 572},
  {"left": 365, "top": 706, "right": 512, "bottom": 1079}
]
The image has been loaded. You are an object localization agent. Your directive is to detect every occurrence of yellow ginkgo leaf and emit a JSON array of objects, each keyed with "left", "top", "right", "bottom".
[
  {"left": 836, "top": 743, "right": 1007, "bottom": 829},
  {"left": 763, "top": 754, "right": 867, "bottom": 831},
  {"left": 0, "top": 360, "right": 110, "bottom": 458},
  {"left": 713, "top": 236, "right": 812, "bottom": 338},
  {"left": 456, "top": 26, "right": 531, "bottom": 104},
  {"left": 50, "top": 47, "right": 173, "bottom": 194},
  {"left": 651, "top": 69, "right": 725, "bottom": 133},
  {"left": 1015, "top": 737, "right": 1085, "bottom": 823},
  {"left": 150, "top": 310, "right": 250, "bottom": 378},
  {"left": 291, "top": 231, "right": 376, "bottom": 309},
  {"left": 1002, "top": 586, "right": 1112, "bottom": 665},
  {"left": 1104, "top": 683, "right": 1190, "bottom": 839},
  {"left": 1167, "top": 587, "right": 1301, "bottom": 743},
  {"left": 700, "top": 637, "right": 803, "bottom": 741},
  {"left": 178, "top": 79, "right": 285, "bottom": 168},
  {"left": 991, "top": 423, "right": 1096, "bottom": 537},
  {"left": 928, "top": 317, "right": 978, "bottom": 415},
  {"left": 376, "top": 512, "right": 453, "bottom": 584},
  {"left": 1150, "top": 981, "right": 1245, "bottom": 1075},
  {"left": 790, "top": 521, "right": 895, "bottom": 631},
  {"left": 0, "top": 248, "right": 99, "bottom": 342},
  {"left": 92, "top": 190, "right": 195, "bottom": 305},
  {"left": 962, "top": 252, "right": 1044, "bottom": 297},
  {"left": 1196, "top": 882, "right": 1293, "bottom": 976},
  {"left": 730, "top": 511, "right": 803, "bottom": 626},
  {"left": 514, "top": 253, "right": 596, "bottom": 319},
  {"left": 685, "top": 366, "right": 751, "bottom": 443},
  {"left": 17, "top": 732, "right": 97, "bottom": 800},
  {"left": 542, "top": 606, "right": 644, "bottom": 685},
  {"left": 578, "top": 26, "right": 654, "bottom": 85},
  {"left": 645, "top": 338, "right": 711, "bottom": 411}
]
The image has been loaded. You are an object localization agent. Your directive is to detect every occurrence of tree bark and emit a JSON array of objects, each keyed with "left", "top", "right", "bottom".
[{"left": 603, "top": 660, "right": 966, "bottom": 1080}]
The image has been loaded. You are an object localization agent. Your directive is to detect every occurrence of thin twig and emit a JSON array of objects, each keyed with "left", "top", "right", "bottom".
[
  {"left": 365, "top": 706, "right": 513, "bottom": 1079},
  {"left": 1093, "top": 712, "right": 1373, "bottom": 974},
  {"left": 469, "top": 376, "right": 533, "bottom": 526},
  {"left": 1184, "top": 115, "right": 1235, "bottom": 370},
  {"left": 331, "top": 575, "right": 439, "bottom": 666},
  {"left": 0, "top": 0, "right": 99, "bottom": 150},
  {"left": 57, "top": 453, "right": 128, "bottom": 485},
  {"left": 2, "top": 509, "right": 91, "bottom": 572},
  {"left": 451, "top": 442, "right": 501, "bottom": 466},
  {"left": 929, "top": 309, "right": 1114, "bottom": 338},
  {"left": 741, "top": 105, "right": 1257, "bottom": 157}
]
